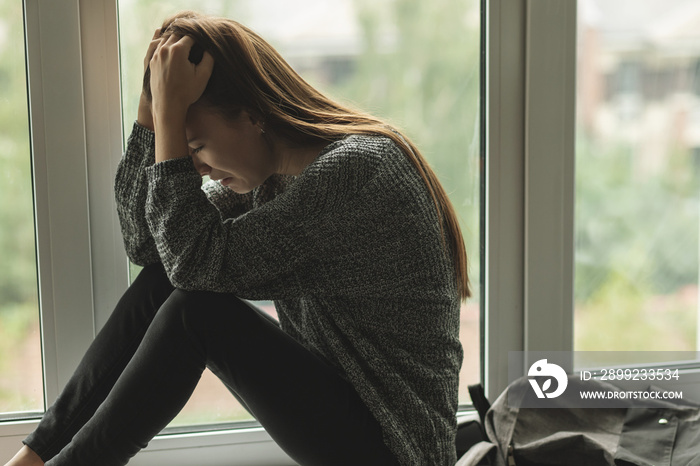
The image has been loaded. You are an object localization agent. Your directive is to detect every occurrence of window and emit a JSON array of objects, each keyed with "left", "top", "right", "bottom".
[
  {"left": 3, "top": 0, "right": 696, "bottom": 463},
  {"left": 2, "top": 0, "right": 489, "bottom": 462},
  {"left": 575, "top": 0, "right": 700, "bottom": 364},
  {"left": 0, "top": 0, "right": 42, "bottom": 419},
  {"left": 480, "top": 0, "right": 700, "bottom": 404}
]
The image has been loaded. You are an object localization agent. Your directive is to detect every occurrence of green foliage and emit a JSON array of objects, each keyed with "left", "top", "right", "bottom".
[
  {"left": 574, "top": 131, "right": 700, "bottom": 351},
  {"left": 575, "top": 271, "right": 696, "bottom": 351},
  {"left": 0, "top": 1, "right": 38, "bottom": 309},
  {"left": 0, "top": 0, "right": 42, "bottom": 414},
  {"left": 575, "top": 135, "right": 700, "bottom": 303}
]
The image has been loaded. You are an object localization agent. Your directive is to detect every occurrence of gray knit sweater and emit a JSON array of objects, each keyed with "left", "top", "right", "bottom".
[{"left": 115, "top": 122, "right": 463, "bottom": 465}]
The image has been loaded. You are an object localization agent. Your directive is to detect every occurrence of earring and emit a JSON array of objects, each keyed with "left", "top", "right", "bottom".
[{"left": 260, "top": 122, "right": 266, "bottom": 135}]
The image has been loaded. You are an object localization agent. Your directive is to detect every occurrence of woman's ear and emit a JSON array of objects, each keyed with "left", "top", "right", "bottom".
[{"left": 245, "top": 110, "right": 265, "bottom": 134}]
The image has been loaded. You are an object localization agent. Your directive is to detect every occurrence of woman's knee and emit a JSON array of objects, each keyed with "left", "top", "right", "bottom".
[
  {"left": 121, "top": 263, "right": 174, "bottom": 306},
  {"left": 156, "top": 290, "right": 265, "bottom": 350},
  {"left": 152, "top": 290, "right": 239, "bottom": 360},
  {"left": 107, "top": 263, "right": 174, "bottom": 329},
  {"left": 131, "top": 263, "right": 172, "bottom": 292},
  {"left": 156, "top": 289, "right": 228, "bottom": 333}
]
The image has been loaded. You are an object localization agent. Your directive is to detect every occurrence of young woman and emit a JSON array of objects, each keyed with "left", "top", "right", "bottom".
[{"left": 5, "top": 10, "right": 470, "bottom": 466}]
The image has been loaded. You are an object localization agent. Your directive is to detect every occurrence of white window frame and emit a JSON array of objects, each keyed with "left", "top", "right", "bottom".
[
  {"left": 0, "top": 0, "right": 616, "bottom": 463},
  {"left": 485, "top": 0, "right": 576, "bottom": 400},
  {"left": 486, "top": 0, "right": 700, "bottom": 404}
]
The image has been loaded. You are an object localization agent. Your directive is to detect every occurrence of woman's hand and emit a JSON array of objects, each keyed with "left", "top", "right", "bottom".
[
  {"left": 148, "top": 33, "right": 214, "bottom": 164},
  {"left": 149, "top": 34, "right": 214, "bottom": 124},
  {"left": 137, "top": 28, "right": 162, "bottom": 131}
]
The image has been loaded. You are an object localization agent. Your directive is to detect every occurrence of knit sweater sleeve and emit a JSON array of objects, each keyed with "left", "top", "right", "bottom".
[
  {"left": 114, "top": 122, "right": 161, "bottom": 266},
  {"left": 142, "top": 136, "right": 382, "bottom": 298},
  {"left": 115, "top": 122, "right": 254, "bottom": 266}
]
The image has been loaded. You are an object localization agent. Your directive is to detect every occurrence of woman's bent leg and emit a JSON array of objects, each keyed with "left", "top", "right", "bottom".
[
  {"left": 47, "top": 289, "right": 207, "bottom": 465},
  {"left": 48, "top": 289, "right": 397, "bottom": 466},
  {"left": 191, "top": 293, "right": 400, "bottom": 466},
  {"left": 23, "top": 264, "right": 174, "bottom": 462}
]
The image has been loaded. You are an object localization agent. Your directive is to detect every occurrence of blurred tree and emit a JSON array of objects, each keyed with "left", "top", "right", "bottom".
[
  {"left": 574, "top": 133, "right": 699, "bottom": 351},
  {"left": 0, "top": 0, "right": 42, "bottom": 413},
  {"left": 575, "top": 136, "right": 700, "bottom": 303},
  {"left": 0, "top": 0, "right": 38, "bottom": 308}
]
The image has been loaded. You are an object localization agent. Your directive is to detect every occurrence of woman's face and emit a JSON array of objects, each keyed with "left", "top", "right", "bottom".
[{"left": 184, "top": 104, "right": 277, "bottom": 193}]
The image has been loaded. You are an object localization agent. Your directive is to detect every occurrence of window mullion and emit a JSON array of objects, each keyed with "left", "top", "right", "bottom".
[
  {"left": 523, "top": 0, "right": 576, "bottom": 359},
  {"left": 486, "top": 0, "right": 577, "bottom": 400},
  {"left": 78, "top": 0, "right": 130, "bottom": 332},
  {"left": 24, "top": 0, "right": 95, "bottom": 404},
  {"left": 485, "top": 0, "right": 527, "bottom": 401}
]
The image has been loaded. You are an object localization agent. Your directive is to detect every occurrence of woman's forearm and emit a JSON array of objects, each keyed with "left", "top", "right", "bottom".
[
  {"left": 137, "top": 93, "right": 154, "bottom": 131},
  {"left": 148, "top": 34, "right": 213, "bottom": 164},
  {"left": 153, "top": 109, "right": 189, "bottom": 164},
  {"left": 115, "top": 122, "right": 161, "bottom": 266}
]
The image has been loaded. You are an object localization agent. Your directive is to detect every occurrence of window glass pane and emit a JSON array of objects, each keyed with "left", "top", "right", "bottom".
[
  {"left": 118, "top": 0, "right": 480, "bottom": 428},
  {"left": 575, "top": 0, "right": 700, "bottom": 363},
  {"left": 0, "top": 0, "right": 43, "bottom": 416}
]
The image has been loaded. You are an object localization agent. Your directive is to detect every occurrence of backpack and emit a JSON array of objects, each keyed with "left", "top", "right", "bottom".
[{"left": 457, "top": 375, "right": 700, "bottom": 466}]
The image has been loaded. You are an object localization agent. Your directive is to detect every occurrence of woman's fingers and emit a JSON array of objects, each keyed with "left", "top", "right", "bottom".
[
  {"left": 163, "top": 31, "right": 182, "bottom": 46},
  {"left": 149, "top": 34, "right": 214, "bottom": 116},
  {"left": 198, "top": 51, "right": 215, "bottom": 78},
  {"left": 138, "top": 28, "right": 163, "bottom": 129},
  {"left": 144, "top": 39, "right": 162, "bottom": 71},
  {"left": 176, "top": 34, "right": 195, "bottom": 48},
  {"left": 143, "top": 28, "right": 163, "bottom": 72},
  {"left": 156, "top": 31, "right": 183, "bottom": 57},
  {"left": 150, "top": 33, "right": 189, "bottom": 71},
  {"left": 173, "top": 36, "right": 214, "bottom": 79}
]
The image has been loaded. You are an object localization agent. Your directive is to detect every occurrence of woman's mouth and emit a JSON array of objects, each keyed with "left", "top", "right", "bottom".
[{"left": 220, "top": 177, "right": 234, "bottom": 186}]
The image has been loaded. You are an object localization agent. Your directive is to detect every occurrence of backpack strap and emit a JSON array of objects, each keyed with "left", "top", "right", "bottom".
[{"left": 468, "top": 383, "right": 491, "bottom": 424}]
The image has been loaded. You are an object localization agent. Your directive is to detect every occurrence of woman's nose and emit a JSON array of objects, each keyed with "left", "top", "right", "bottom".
[{"left": 191, "top": 156, "right": 211, "bottom": 176}]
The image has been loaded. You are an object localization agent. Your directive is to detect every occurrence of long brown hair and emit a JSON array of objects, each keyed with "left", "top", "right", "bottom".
[{"left": 145, "top": 11, "right": 471, "bottom": 300}]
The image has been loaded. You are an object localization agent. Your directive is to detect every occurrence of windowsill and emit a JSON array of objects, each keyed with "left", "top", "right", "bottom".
[{"left": 0, "top": 407, "right": 481, "bottom": 465}]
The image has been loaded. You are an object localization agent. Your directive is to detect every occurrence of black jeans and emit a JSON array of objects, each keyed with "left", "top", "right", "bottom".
[{"left": 24, "top": 264, "right": 398, "bottom": 465}]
